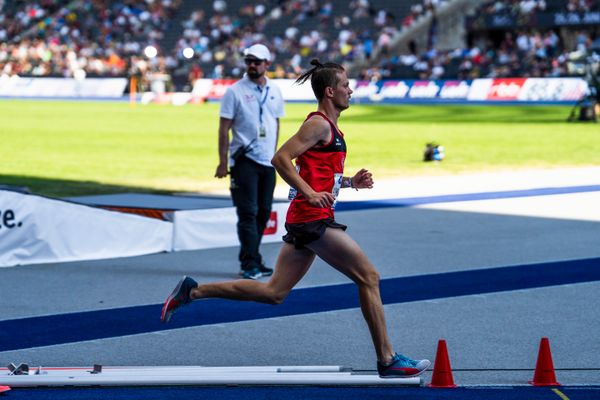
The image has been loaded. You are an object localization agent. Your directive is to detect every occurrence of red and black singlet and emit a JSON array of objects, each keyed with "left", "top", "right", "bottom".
[{"left": 286, "top": 111, "right": 347, "bottom": 224}]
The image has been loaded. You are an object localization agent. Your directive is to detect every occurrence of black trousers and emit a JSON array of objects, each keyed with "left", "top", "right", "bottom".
[{"left": 230, "top": 155, "right": 276, "bottom": 271}]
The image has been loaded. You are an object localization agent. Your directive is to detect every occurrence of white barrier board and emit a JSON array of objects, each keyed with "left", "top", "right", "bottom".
[
  {"left": 0, "top": 190, "right": 172, "bottom": 267},
  {"left": 173, "top": 202, "right": 289, "bottom": 251},
  {"left": 0, "top": 76, "right": 127, "bottom": 98}
]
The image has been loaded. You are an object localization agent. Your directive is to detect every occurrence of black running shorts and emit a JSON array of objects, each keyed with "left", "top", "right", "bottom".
[{"left": 282, "top": 218, "right": 347, "bottom": 249}]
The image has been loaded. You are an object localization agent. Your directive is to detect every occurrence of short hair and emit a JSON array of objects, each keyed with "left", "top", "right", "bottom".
[{"left": 295, "top": 59, "right": 345, "bottom": 102}]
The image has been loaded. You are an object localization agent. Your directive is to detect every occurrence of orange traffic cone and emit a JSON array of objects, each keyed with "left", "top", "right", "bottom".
[
  {"left": 529, "top": 337, "right": 560, "bottom": 386},
  {"left": 0, "top": 385, "right": 11, "bottom": 394},
  {"left": 428, "top": 339, "right": 457, "bottom": 388}
]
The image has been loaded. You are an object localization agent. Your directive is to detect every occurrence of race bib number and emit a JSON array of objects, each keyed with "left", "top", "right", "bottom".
[
  {"left": 332, "top": 173, "right": 343, "bottom": 209},
  {"left": 288, "top": 165, "right": 301, "bottom": 200}
]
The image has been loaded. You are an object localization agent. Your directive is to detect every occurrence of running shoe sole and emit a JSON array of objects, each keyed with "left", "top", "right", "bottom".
[
  {"left": 160, "top": 276, "right": 188, "bottom": 323},
  {"left": 379, "top": 359, "right": 431, "bottom": 379}
]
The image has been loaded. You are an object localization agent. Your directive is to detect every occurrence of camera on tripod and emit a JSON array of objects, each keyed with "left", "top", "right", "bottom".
[{"left": 567, "top": 52, "right": 600, "bottom": 123}]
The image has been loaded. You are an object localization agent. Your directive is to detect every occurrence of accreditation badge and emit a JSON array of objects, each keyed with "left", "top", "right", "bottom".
[{"left": 258, "top": 125, "right": 267, "bottom": 139}]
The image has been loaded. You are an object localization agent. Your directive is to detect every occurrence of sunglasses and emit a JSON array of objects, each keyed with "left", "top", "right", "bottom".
[{"left": 244, "top": 59, "right": 264, "bottom": 66}]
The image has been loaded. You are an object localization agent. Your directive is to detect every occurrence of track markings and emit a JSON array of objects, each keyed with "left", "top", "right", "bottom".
[{"left": 552, "top": 388, "right": 570, "bottom": 400}]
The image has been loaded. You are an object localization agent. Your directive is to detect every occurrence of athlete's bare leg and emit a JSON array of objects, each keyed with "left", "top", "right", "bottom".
[
  {"left": 306, "top": 227, "right": 394, "bottom": 363},
  {"left": 190, "top": 243, "right": 316, "bottom": 304}
]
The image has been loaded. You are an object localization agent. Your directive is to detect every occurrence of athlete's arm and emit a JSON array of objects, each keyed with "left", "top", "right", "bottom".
[
  {"left": 272, "top": 116, "right": 335, "bottom": 208},
  {"left": 215, "top": 117, "right": 233, "bottom": 178}
]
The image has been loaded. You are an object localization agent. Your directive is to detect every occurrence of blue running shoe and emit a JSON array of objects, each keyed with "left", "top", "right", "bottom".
[
  {"left": 241, "top": 267, "right": 262, "bottom": 280},
  {"left": 377, "top": 353, "right": 431, "bottom": 378},
  {"left": 160, "top": 276, "right": 197, "bottom": 323},
  {"left": 239, "top": 264, "right": 272, "bottom": 278}
]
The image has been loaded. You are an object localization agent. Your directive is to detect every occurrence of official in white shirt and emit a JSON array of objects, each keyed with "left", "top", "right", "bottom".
[{"left": 215, "top": 44, "right": 285, "bottom": 280}]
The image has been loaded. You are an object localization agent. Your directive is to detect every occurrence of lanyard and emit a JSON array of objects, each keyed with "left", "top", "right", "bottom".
[{"left": 256, "top": 85, "right": 270, "bottom": 125}]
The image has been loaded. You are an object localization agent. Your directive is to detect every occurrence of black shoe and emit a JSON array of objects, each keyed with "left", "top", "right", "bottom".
[{"left": 259, "top": 263, "right": 273, "bottom": 277}]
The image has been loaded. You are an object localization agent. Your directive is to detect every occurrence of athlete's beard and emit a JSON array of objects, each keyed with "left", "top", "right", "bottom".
[
  {"left": 335, "top": 99, "right": 350, "bottom": 111},
  {"left": 247, "top": 69, "right": 264, "bottom": 80}
]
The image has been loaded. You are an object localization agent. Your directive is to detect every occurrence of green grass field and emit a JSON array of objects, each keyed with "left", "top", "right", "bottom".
[{"left": 1, "top": 100, "right": 598, "bottom": 197}]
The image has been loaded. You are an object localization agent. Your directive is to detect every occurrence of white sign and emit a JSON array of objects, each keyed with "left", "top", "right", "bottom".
[
  {"left": 0, "top": 76, "right": 127, "bottom": 98},
  {"left": 173, "top": 202, "right": 289, "bottom": 251},
  {"left": 272, "top": 79, "right": 316, "bottom": 101},
  {"left": 518, "top": 78, "right": 588, "bottom": 101},
  {"left": 467, "top": 79, "right": 493, "bottom": 101},
  {"left": 0, "top": 190, "right": 172, "bottom": 267}
]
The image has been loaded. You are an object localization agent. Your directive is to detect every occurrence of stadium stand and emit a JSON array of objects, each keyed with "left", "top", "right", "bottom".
[
  {"left": 1, "top": 0, "right": 180, "bottom": 80},
  {"left": 1, "top": 0, "right": 439, "bottom": 89},
  {"left": 0, "top": 1, "right": 72, "bottom": 41},
  {"left": 167, "top": 0, "right": 434, "bottom": 87},
  {"left": 1, "top": 0, "right": 598, "bottom": 89},
  {"left": 372, "top": 0, "right": 599, "bottom": 80},
  {"left": 476, "top": 0, "right": 597, "bottom": 15}
]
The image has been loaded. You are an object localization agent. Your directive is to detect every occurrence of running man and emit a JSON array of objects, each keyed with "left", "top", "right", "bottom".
[{"left": 161, "top": 59, "right": 430, "bottom": 378}]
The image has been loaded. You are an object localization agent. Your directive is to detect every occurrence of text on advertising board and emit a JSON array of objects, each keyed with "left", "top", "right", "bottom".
[{"left": 0, "top": 209, "right": 22, "bottom": 229}]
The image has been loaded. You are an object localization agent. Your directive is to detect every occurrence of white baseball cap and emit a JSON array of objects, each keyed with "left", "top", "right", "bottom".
[{"left": 243, "top": 44, "right": 271, "bottom": 62}]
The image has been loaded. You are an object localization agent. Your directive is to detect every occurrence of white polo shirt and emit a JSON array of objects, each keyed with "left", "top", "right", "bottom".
[{"left": 220, "top": 75, "right": 285, "bottom": 167}]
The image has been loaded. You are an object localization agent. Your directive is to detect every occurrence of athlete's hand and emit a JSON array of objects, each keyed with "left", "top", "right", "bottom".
[
  {"left": 352, "top": 169, "right": 374, "bottom": 189},
  {"left": 215, "top": 163, "right": 228, "bottom": 178},
  {"left": 307, "top": 191, "right": 335, "bottom": 208}
]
